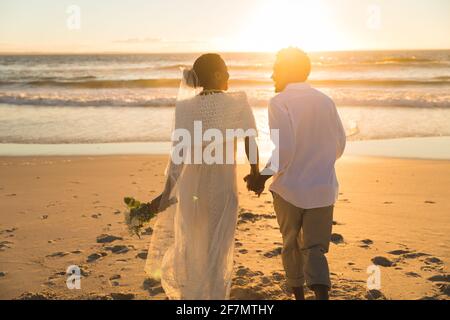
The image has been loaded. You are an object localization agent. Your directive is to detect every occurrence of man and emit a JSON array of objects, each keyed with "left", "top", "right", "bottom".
[{"left": 246, "top": 48, "right": 346, "bottom": 300}]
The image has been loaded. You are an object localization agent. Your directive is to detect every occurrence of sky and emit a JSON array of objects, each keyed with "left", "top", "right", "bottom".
[{"left": 0, "top": 0, "right": 449, "bottom": 53}]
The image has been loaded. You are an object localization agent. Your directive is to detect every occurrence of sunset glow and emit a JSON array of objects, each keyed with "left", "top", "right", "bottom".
[
  {"left": 233, "top": 0, "right": 340, "bottom": 52},
  {"left": 0, "top": 0, "right": 449, "bottom": 52}
]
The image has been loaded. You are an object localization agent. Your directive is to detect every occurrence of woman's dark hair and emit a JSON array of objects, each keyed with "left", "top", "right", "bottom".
[{"left": 193, "top": 53, "right": 227, "bottom": 88}]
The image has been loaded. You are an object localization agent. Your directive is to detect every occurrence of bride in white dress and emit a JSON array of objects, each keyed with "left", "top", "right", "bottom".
[{"left": 145, "top": 54, "right": 260, "bottom": 300}]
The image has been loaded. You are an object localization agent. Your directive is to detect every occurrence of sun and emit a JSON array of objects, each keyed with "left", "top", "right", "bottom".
[{"left": 233, "top": 0, "right": 340, "bottom": 52}]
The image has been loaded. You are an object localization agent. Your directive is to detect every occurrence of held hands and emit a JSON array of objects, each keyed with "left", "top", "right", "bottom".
[{"left": 244, "top": 171, "right": 265, "bottom": 197}]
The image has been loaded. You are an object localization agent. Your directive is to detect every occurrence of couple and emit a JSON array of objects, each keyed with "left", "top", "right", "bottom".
[{"left": 145, "top": 48, "right": 346, "bottom": 300}]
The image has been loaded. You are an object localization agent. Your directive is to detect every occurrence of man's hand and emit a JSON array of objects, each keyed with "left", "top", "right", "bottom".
[{"left": 244, "top": 172, "right": 265, "bottom": 197}]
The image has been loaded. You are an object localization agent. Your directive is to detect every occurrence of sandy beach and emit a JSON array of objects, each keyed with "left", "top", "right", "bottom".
[{"left": 0, "top": 154, "right": 448, "bottom": 300}]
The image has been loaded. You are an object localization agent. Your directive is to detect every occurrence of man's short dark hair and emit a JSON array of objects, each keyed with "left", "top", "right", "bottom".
[{"left": 276, "top": 47, "right": 311, "bottom": 81}]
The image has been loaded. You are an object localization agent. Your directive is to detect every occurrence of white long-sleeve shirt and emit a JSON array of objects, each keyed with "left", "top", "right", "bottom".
[{"left": 266, "top": 83, "right": 346, "bottom": 209}]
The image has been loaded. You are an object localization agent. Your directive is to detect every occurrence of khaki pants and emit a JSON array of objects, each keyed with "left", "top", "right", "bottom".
[{"left": 272, "top": 192, "right": 333, "bottom": 289}]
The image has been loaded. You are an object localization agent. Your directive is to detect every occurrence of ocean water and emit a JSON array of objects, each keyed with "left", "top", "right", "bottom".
[{"left": 0, "top": 51, "right": 449, "bottom": 145}]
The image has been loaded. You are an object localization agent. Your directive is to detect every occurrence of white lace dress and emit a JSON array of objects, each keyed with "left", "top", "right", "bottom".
[{"left": 145, "top": 92, "right": 257, "bottom": 300}]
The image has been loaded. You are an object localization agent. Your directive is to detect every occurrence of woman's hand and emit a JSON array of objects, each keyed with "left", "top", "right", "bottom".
[{"left": 148, "top": 194, "right": 163, "bottom": 213}]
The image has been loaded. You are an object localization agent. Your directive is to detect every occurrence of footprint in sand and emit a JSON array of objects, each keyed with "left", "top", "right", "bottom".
[
  {"left": 405, "top": 272, "right": 421, "bottom": 278},
  {"left": 331, "top": 233, "right": 344, "bottom": 244},
  {"left": 424, "top": 257, "right": 443, "bottom": 265},
  {"left": 421, "top": 257, "right": 444, "bottom": 272},
  {"left": 388, "top": 249, "right": 411, "bottom": 256},
  {"left": 109, "top": 274, "right": 121, "bottom": 285},
  {"left": 424, "top": 201, "right": 436, "bottom": 204},
  {"left": 230, "top": 287, "right": 268, "bottom": 300},
  {"left": 0, "top": 240, "right": 13, "bottom": 251},
  {"left": 260, "top": 276, "right": 272, "bottom": 286},
  {"left": 105, "top": 245, "right": 130, "bottom": 254},
  {"left": 238, "top": 212, "right": 275, "bottom": 224},
  {"left": 366, "top": 289, "right": 386, "bottom": 300},
  {"left": 436, "top": 284, "right": 450, "bottom": 296},
  {"left": 143, "top": 278, "right": 164, "bottom": 296},
  {"left": 96, "top": 234, "right": 123, "bottom": 243},
  {"left": 263, "top": 247, "right": 282, "bottom": 258},
  {"left": 110, "top": 293, "right": 135, "bottom": 300},
  {"left": 233, "top": 277, "right": 249, "bottom": 286},
  {"left": 402, "top": 252, "right": 430, "bottom": 259},
  {"left": 360, "top": 239, "right": 373, "bottom": 248},
  {"left": 238, "top": 249, "right": 248, "bottom": 254},
  {"left": 427, "top": 274, "right": 450, "bottom": 283},
  {"left": 371, "top": 256, "right": 394, "bottom": 267},
  {"left": 0, "top": 227, "right": 17, "bottom": 236},
  {"left": 141, "top": 227, "right": 153, "bottom": 236},
  {"left": 136, "top": 251, "right": 148, "bottom": 260},
  {"left": 17, "top": 292, "right": 57, "bottom": 300},
  {"left": 271, "top": 272, "right": 285, "bottom": 282},
  {"left": 46, "top": 251, "right": 70, "bottom": 258},
  {"left": 87, "top": 252, "right": 106, "bottom": 263}
]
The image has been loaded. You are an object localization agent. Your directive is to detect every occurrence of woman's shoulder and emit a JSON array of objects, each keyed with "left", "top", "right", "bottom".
[{"left": 222, "top": 91, "right": 249, "bottom": 108}]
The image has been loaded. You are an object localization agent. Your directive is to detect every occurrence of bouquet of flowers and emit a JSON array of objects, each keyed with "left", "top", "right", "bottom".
[
  {"left": 123, "top": 197, "right": 159, "bottom": 237},
  {"left": 123, "top": 196, "right": 177, "bottom": 237}
]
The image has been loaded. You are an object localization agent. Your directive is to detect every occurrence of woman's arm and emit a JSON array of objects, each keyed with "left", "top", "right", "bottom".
[{"left": 245, "top": 135, "right": 260, "bottom": 175}]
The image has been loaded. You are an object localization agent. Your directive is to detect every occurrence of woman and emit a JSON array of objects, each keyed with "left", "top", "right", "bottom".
[{"left": 145, "top": 54, "right": 260, "bottom": 300}]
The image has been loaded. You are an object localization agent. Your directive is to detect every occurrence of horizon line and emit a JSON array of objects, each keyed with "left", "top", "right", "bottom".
[{"left": 0, "top": 48, "right": 449, "bottom": 56}]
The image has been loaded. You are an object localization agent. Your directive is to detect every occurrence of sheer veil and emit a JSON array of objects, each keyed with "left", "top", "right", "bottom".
[{"left": 144, "top": 67, "right": 199, "bottom": 288}]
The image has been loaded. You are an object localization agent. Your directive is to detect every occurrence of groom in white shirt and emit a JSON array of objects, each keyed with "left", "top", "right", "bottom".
[{"left": 246, "top": 48, "right": 346, "bottom": 300}]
